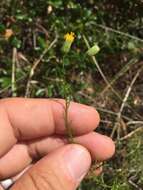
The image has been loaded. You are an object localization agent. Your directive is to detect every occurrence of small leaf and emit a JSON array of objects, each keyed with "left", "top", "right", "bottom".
[
  {"left": 10, "top": 37, "right": 22, "bottom": 49},
  {"left": 37, "top": 36, "right": 48, "bottom": 50}
]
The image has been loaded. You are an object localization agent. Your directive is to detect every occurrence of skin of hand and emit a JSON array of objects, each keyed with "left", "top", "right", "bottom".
[{"left": 0, "top": 98, "right": 115, "bottom": 190}]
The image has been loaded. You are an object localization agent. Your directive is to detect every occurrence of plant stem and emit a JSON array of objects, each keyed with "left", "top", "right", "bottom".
[
  {"left": 62, "top": 55, "right": 74, "bottom": 143},
  {"left": 65, "top": 97, "right": 74, "bottom": 143}
]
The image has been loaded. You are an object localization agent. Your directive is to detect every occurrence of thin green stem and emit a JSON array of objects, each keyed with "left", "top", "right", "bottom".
[
  {"left": 65, "top": 97, "right": 74, "bottom": 143},
  {"left": 61, "top": 54, "right": 74, "bottom": 143}
]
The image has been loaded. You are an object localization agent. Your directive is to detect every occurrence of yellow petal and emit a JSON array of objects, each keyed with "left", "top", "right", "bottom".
[{"left": 64, "top": 32, "right": 75, "bottom": 43}]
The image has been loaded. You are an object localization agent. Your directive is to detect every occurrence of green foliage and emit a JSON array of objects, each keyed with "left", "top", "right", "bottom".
[{"left": 10, "top": 36, "right": 22, "bottom": 49}]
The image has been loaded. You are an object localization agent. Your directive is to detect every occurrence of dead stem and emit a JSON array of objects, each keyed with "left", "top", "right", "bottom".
[
  {"left": 25, "top": 37, "right": 57, "bottom": 97},
  {"left": 83, "top": 35, "right": 122, "bottom": 101},
  {"left": 12, "top": 47, "right": 17, "bottom": 97},
  {"left": 111, "top": 66, "right": 143, "bottom": 139},
  {"left": 117, "top": 127, "right": 143, "bottom": 141},
  {"left": 85, "top": 161, "right": 104, "bottom": 179}
]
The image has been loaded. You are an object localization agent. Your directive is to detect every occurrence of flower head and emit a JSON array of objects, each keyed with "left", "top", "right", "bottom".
[
  {"left": 64, "top": 32, "right": 75, "bottom": 43},
  {"left": 62, "top": 32, "right": 75, "bottom": 53}
]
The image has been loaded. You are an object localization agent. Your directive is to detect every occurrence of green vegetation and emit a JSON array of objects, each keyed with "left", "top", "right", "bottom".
[{"left": 0, "top": 1, "right": 143, "bottom": 189}]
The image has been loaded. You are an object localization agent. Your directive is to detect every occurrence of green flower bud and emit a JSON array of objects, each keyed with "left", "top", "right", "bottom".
[
  {"left": 62, "top": 41, "right": 73, "bottom": 53},
  {"left": 86, "top": 44, "right": 100, "bottom": 56}
]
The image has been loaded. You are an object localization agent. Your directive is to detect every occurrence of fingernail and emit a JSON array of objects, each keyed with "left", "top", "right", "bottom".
[{"left": 64, "top": 145, "right": 91, "bottom": 182}]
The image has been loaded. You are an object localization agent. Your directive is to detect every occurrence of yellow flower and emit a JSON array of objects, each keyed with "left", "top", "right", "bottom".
[
  {"left": 62, "top": 32, "right": 75, "bottom": 53},
  {"left": 64, "top": 32, "right": 75, "bottom": 43}
]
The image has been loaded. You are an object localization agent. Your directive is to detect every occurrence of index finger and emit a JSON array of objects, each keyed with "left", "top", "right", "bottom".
[{"left": 0, "top": 98, "right": 100, "bottom": 157}]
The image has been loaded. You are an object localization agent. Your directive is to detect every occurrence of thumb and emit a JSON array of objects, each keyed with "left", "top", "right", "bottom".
[{"left": 11, "top": 144, "right": 91, "bottom": 190}]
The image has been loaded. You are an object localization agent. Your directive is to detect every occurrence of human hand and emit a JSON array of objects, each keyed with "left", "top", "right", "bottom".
[{"left": 0, "top": 98, "right": 115, "bottom": 190}]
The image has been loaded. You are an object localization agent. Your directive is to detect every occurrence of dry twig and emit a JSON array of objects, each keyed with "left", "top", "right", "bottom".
[
  {"left": 101, "top": 58, "right": 139, "bottom": 95},
  {"left": 90, "top": 23, "right": 143, "bottom": 43},
  {"left": 77, "top": 91, "right": 131, "bottom": 121},
  {"left": 118, "top": 127, "right": 143, "bottom": 141},
  {"left": 111, "top": 66, "right": 143, "bottom": 139},
  {"left": 25, "top": 38, "right": 57, "bottom": 97},
  {"left": 12, "top": 47, "right": 17, "bottom": 97},
  {"left": 127, "top": 121, "right": 143, "bottom": 126}
]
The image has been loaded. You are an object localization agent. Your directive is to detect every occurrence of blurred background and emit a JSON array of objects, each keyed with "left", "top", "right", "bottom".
[{"left": 0, "top": 0, "right": 143, "bottom": 189}]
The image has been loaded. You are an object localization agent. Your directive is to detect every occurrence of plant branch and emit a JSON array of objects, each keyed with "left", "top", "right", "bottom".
[{"left": 83, "top": 35, "right": 123, "bottom": 100}]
